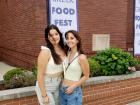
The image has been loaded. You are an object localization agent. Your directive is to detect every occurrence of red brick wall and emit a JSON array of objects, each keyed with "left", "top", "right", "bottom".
[
  {"left": 0, "top": 77, "right": 140, "bottom": 105},
  {"left": 83, "top": 77, "right": 140, "bottom": 105},
  {"left": 0, "top": 95, "right": 39, "bottom": 105},
  {"left": 78, "top": 0, "right": 129, "bottom": 55},
  {"left": 126, "top": 0, "right": 134, "bottom": 49},
  {"left": 0, "top": 0, "right": 46, "bottom": 68},
  {"left": 0, "top": 0, "right": 137, "bottom": 68},
  {"left": 0, "top": 45, "right": 1, "bottom": 60}
]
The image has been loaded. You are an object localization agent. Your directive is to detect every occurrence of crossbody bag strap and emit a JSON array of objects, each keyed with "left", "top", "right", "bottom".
[{"left": 65, "top": 54, "right": 79, "bottom": 71}]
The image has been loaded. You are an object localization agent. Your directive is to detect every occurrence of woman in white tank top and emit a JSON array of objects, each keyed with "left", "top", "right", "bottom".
[
  {"left": 59, "top": 30, "right": 90, "bottom": 105},
  {"left": 35, "top": 25, "right": 65, "bottom": 105}
]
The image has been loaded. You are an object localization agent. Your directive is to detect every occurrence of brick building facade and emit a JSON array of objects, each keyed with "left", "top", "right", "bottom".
[{"left": 0, "top": 0, "right": 136, "bottom": 68}]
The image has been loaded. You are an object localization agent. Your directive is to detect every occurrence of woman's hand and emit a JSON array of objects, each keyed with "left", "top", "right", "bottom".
[
  {"left": 43, "top": 96, "right": 49, "bottom": 105},
  {"left": 65, "top": 84, "right": 76, "bottom": 94}
]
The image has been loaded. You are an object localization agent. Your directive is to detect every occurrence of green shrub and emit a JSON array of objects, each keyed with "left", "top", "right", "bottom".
[
  {"left": 135, "top": 60, "right": 140, "bottom": 70},
  {"left": 31, "top": 63, "right": 37, "bottom": 79},
  {"left": 3, "top": 68, "right": 36, "bottom": 89},
  {"left": 3, "top": 68, "right": 24, "bottom": 81},
  {"left": 88, "top": 58, "right": 101, "bottom": 77},
  {"left": 91, "top": 48, "right": 138, "bottom": 76}
]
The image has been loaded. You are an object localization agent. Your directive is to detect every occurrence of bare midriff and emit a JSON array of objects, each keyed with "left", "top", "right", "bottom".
[{"left": 62, "top": 79, "right": 78, "bottom": 86}]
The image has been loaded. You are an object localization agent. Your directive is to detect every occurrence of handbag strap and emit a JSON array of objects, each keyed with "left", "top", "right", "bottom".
[{"left": 65, "top": 54, "right": 79, "bottom": 71}]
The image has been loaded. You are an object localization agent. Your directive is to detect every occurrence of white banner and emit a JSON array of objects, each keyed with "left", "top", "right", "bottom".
[
  {"left": 134, "top": 0, "right": 140, "bottom": 55},
  {"left": 48, "top": 0, "right": 78, "bottom": 38}
]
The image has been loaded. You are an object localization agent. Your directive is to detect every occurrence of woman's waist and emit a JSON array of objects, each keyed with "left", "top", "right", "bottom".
[
  {"left": 45, "top": 71, "right": 63, "bottom": 77},
  {"left": 62, "top": 79, "right": 78, "bottom": 86},
  {"left": 46, "top": 68, "right": 63, "bottom": 73}
]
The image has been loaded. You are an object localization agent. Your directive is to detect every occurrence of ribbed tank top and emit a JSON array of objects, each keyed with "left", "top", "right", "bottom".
[
  {"left": 41, "top": 46, "right": 63, "bottom": 74},
  {"left": 64, "top": 52, "right": 82, "bottom": 81}
]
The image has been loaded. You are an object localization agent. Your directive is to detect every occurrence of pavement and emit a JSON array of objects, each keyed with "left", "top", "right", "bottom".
[
  {"left": 0, "top": 61, "right": 16, "bottom": 82},
  {"left": 126, "top": 101, "right": 140, "bottom": 105}
]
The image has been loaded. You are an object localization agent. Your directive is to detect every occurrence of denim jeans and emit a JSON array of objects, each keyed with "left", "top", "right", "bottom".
[
  {"left": 35, "top": 76, "right": 61, "bottom": 105},
  {"left": 59, "top": 85, "right": 82, "bottom": 105}
]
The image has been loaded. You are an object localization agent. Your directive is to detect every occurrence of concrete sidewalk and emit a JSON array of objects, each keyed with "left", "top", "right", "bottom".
[
  {"left": 126, "top": 101, "right": 140, "bottom": 105},
  {"left": 0, "top": 62, "right": 16, "bottom": 81}
]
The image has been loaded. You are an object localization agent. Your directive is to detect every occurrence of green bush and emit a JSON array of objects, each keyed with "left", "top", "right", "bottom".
[
  {"left": 3, "top": 68, "right": 36, "bottom": 89},
  {"left": 88, "top": 58, "right": 101, "bottom": 77},
  {"left": 31, "top": 63, "right": 37, "bottom": 79},
  {"left": 90, "top": 48, "right": 138, "bottom": 76},
  {"left": 3, "top": 68, "right": 24, "bottom": 81},
  {"left": 135, "top": 60, "right": 140, "bottom": 70}
]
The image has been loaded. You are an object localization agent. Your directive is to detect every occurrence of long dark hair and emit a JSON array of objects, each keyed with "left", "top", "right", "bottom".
[
  {"left": 45, "top": 24, "right": 64, "bottom": 64},
  {"left": 65, "top": 30, "right": 84, "bottom": 55}
]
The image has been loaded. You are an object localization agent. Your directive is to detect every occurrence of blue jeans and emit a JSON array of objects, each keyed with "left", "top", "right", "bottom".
[{"left": 59, "top": 85, "right": 82, "bottom": 105}]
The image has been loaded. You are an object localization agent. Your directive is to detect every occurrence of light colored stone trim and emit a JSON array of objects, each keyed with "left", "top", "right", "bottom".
[
  {"left": 84, "top": 71, "right": 140, "bottom": 86},
  {"left": 0, "top": 86, "right": 36, "bottom": 101}
]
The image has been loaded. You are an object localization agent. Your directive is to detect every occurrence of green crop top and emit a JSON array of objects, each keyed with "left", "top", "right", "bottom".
[{"left": 63, "top": 52, "right": 82, "bottom": 81}]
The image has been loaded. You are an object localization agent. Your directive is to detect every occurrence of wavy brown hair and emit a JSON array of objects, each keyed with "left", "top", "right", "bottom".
[
  {"left": 65, "top": 30, "right": 84, "bottom": 55},
  {"left": 45, "top": 24, "right": 64, "bottom": 64}
]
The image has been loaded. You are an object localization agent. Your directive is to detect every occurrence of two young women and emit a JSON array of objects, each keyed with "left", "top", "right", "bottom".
[{"left": 35, "top": 25, "right": 89, "bottom": 105}]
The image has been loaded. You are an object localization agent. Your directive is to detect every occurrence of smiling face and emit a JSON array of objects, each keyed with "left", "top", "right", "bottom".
[
  {"left": 65, "top": 32, "right": 78, "bottom": 49},
  {"left": 48, "top": 29, "right": 60, "bottom": 45}
]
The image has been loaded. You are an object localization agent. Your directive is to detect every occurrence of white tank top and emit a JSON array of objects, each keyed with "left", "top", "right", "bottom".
[{"left": 41, "top": 46, "right": 63, "bottom": 74}]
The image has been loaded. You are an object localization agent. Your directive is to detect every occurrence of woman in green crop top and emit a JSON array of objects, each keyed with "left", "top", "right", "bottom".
[{"left": 59, "top": 30, "right": 90, "bottom": 105}]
